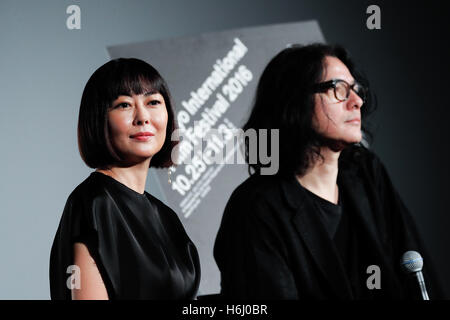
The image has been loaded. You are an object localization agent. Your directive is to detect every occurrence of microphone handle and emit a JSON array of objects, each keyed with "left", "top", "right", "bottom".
[{"left": 416, "top": 271, "right": 430, "bottom": 300}]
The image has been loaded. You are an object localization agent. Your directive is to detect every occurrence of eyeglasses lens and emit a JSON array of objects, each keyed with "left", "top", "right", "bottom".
[
  {"left": 334, "top": 81, "right": 366, "bottom": 102},
  {"left": 334, "top": 82, "right": 348, "bottom": 101}
]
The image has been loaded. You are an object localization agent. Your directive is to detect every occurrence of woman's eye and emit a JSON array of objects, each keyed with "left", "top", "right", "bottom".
[
  {"left": 148, "top": 100, "right": 161, "bottom": 106},
  {"left": 115, "top": 102, "right": 129, "bottom": 109}
]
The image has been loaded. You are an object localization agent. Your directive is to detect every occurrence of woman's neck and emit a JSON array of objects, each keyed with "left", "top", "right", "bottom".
[
  {"left": 96, "top": 159, "right": 151, "bottom": 195},
  {"left": 296, "top": 147, "right": 340, "bottom": 204}
]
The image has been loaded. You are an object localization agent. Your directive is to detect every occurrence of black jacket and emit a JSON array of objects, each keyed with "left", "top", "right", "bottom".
[{"left": 214, "top": 145, "right": 446, "bottom": 299}]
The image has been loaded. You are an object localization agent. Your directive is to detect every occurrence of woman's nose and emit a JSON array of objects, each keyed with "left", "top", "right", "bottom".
[
  {"left": 134, "top": 102, "right": 150, "bottom": 125},
  {"left": 136, "top": 119, "right": 149, "bottom": 125}
]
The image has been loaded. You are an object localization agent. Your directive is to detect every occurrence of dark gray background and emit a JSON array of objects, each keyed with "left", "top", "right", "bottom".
[{"left": 0, "top": 0, "right": 448, "bottom": 299}]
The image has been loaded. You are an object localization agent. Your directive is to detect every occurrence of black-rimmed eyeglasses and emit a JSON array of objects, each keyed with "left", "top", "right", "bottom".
[{"left": 312, "top": 79, "right": 367, "bottom": 103}]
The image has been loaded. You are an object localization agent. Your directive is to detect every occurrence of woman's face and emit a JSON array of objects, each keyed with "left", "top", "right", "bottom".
[
  {"left": 312, "top": 56, "right": 364, "bottom": 144},
  {"left": 108, "top": 91, "right": 168, "bottom": 164}
]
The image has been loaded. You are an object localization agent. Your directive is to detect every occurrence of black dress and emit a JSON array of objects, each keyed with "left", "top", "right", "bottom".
[{"left": 50, "top": 171, "right": 201, "bottom": 300}]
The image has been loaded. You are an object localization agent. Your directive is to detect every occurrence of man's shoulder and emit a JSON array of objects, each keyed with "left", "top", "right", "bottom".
[
  {"left": 340, "top": 144, "right": 383, "bottom": 175},
  {"left": 227, "top": 174, "right": 285, "bottom": 208}
]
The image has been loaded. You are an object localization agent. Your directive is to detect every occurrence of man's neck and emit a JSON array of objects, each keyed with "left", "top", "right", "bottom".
[{"left": 296, "top": 147, "right": 340, "bottom": 204}]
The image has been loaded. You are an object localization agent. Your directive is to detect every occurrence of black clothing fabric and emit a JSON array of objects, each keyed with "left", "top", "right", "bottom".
[
  {"left": 303, "top": 184, "right": 369, "bottom": 298},
  {"left": 302, "top": 186, "right": 342, "bottom": 238},
  {"left": 50, "top": 172, "right": 200, "bottom": 300},
  {"left": 214, "top": 145, "right": 446, "bottom": 299}
]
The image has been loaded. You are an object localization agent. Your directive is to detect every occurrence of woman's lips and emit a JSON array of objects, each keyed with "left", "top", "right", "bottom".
[
  {"left": 130, "top": 132, "right": 154, "bottom": 141},
  {"left": 132, "top": 135, "right": 152, "bottom": 141}
]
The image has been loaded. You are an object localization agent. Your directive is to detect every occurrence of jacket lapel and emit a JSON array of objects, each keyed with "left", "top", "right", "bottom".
[
  {"left": 338, "top": 168, "right": 386, "bottom": 252},
  {"left": 281, "top": 175, "right": 353, "bottom": 299},
  {"left": 338, "top": 166, "right": 401, "bottom": 288}
]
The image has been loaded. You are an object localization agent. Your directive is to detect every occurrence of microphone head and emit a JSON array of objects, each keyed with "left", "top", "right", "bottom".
[{"left": 401, "top": 251, "right": 423, "bottom": 273}]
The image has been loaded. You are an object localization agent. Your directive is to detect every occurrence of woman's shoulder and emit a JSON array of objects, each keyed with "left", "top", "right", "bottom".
[
  {"left": 65, "top": 172, "right": 109, "bottom": 205},
  {"left": 145, "top": 191, "right": 175, "bottom": 213},
  {"left": 144, "top": 191, "right": 185, "bottom": 223},
  {"left": 59, "top": 172, "right": 117, "bottom": 227},
  {"left": 54, "top": 173, "right": 110, "bottom": 241}
]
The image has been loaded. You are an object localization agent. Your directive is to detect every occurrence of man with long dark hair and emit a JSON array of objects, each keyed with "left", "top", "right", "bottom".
[{"left": 214, "top": 43, "right": 445, "bottom": 299}]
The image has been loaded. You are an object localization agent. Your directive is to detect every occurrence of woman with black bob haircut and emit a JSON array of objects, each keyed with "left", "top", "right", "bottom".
[
  {"left": 50, "top": 58, "right": 200, "bottom": 300},
  {"left": 214, "top": 43, "right": 445, "bottom": 299}
]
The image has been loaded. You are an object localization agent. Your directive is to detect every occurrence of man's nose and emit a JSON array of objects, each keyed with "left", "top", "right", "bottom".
[{"left": 347, "top": 89, "right": 364, "bottom": 109}]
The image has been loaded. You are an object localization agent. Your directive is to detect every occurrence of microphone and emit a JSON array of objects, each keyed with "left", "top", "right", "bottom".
[{"left": 400, "top": 251, "right": 430, "bottom": 300}]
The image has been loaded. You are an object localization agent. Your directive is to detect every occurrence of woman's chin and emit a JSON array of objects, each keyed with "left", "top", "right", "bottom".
[
  {"left": 130, "top": 146, "right": 162, "bottom": 159},
  {"left": 116, "top": 152, "right": 154, "bottom": 166}
]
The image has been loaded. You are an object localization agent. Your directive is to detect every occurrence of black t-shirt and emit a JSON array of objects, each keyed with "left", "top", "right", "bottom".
[
  {"left": 302, "top": 187, "right": 342, "bottom": 239},
  {"left": 302, "top": 184, "right": 377, "bottom": 299},
  {"left": 50, "top": 171, "right": 201, "bottom": 300}
]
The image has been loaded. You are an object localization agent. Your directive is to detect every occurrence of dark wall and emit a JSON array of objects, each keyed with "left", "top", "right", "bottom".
[
  {"left": 309, "top": 0, "right": 450, "bottom": 295},
  {"left": 186, "top": 0, "right": 450, "bottom": 295}
]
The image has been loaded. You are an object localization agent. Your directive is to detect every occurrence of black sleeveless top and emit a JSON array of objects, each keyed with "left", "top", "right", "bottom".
[{"left": 49, "top": 171, "right": 201, "bottom": 300}]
